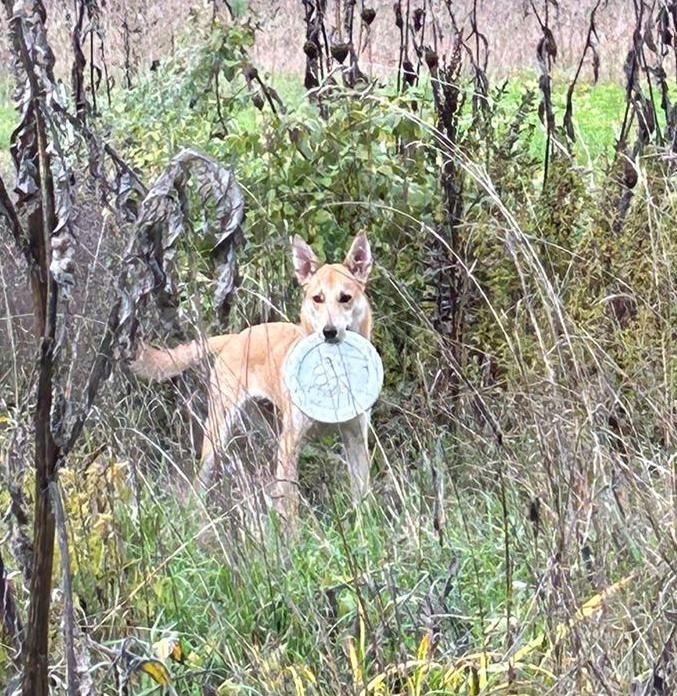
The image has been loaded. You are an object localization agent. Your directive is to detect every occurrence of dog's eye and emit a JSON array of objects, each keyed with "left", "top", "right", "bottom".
[
  {"left": 312, "top": 294, "right": 324, "bottom": 303},
  {"left": 339, "top": 293, "right": 352, "bottom": 304}
]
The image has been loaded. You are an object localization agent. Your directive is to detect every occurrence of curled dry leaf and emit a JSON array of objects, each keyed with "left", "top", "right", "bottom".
[{"left": 122, "top": 147, "right": 245, "bottom": 340}]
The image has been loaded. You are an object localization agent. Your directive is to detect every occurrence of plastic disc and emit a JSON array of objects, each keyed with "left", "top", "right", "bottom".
[{"left": 283, "top": 332, "right": 384, "bottom": 424}]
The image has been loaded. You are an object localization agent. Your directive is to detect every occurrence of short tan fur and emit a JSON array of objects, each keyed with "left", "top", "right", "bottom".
[{"left": 130, "top": 234, "right": 374, "bottom": 518}]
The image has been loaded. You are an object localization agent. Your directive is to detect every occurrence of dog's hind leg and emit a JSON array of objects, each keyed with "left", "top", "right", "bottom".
[
  {"left": 197, "top": 377, "right": 242, "bottom": 493},
  {"left": 271, "top": 406, "right": 310, "bottom": 521},
  {"left": 197, "top": 402, "right": 227, "bottom": 492},
  {"left": 339, "top": 411, "right": 371, "bottom": 503}
]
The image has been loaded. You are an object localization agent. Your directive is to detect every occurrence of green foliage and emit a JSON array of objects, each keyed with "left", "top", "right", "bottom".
[
  {"left": 0, "top": 103, "right": 12, "bottom": 151},
  {"left": 39, "top": 445, "right": 586, "bottom": 694},
  {"left": 106, "top": 17, "right": 675, "bottom": 406},
  {"left": 500, "top": 74, "right": 627, "bottom": 164},
  {"left": 1, "top": 13, "right": 673, "bottom": 696}
]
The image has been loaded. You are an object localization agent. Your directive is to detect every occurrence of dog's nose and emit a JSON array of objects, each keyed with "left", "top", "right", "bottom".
[{"left": 323, "top": 326, "right": 338, "bottom": 342}]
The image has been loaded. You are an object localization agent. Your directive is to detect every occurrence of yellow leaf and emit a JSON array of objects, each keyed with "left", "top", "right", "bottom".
[
  {"left": 360, "top": 672, "right": 386, "bottom": 695},
  {"left": 137, "top": 658, "right": 172, "bottom": 685},
  {"left": 416, "top": 632, "right": 431, "bottom": 662},
  {"left": 358, "top": 604, "right": 366, "bottom": 663},
  {"left": 347, "top": 638, "right": 362, "bottom": 686},
  {"left": 300, "top": 666, "right": 317, "bottom": 686},
  {"left": 286, "top": 665, "right": 308, "bottom": 696},
  {"left": 186, "top": 650, "right": 203, "bottom": 667},
  {"left": 575, "top": 573, "right": 635, "bottom": 622},
  {"left": 153, "top": 636, "right": 183, "bottom": 663},
  {"left": 512, "top": 634, "right": 546, "bottom": 664},
  {"left": 170, "top": 642, "right": 183, "bottom": 663}
]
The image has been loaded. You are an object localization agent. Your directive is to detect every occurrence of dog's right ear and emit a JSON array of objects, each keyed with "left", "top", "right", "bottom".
[{"left": 291, "top": 236, "right": 319, "bottom": 286}]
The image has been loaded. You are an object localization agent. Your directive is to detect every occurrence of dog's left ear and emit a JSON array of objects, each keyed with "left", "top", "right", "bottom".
[{"left": 343, "top": 233, "right": 372, "bottom": 283}]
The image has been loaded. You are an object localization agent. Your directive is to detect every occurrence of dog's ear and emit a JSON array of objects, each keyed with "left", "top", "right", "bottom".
[
  {"left": 343, "top": 233, "right": 372, "bottom": 283},
  {"left": 291, "top": 235, "right": 319, "bottom": 286}
]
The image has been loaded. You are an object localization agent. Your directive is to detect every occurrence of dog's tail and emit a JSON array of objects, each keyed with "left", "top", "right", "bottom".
[{"left": 129, "top": 336, "right": 230, "bottom": 381}]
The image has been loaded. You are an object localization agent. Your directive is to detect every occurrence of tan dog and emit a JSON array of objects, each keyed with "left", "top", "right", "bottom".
[{"left": 130, "top": 234, "right": 374, "bottom": 518}]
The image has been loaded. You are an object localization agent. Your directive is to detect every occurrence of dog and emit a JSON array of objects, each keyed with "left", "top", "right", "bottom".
[{"left": 130, "top": 233, "right": 374, "bottom": 518}]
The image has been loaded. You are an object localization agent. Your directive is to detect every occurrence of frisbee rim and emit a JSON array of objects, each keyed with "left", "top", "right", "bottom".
[{"left": 283, "top": 332, "right": 383, "bottom": 424}]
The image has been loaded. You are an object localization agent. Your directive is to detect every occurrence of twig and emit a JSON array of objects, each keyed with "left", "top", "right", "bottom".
[{"left": 51, "top": 481, "right": 79, "bottom": 695}]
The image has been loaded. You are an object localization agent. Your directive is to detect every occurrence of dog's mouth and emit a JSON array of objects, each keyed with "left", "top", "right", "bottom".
[{"left": 324, "top": 336, "right": 341, "bottom": 345}]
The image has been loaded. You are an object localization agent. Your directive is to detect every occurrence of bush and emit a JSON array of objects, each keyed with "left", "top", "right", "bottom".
[{"left": 1, "top": 8, "right": 674, "bottom": 695}]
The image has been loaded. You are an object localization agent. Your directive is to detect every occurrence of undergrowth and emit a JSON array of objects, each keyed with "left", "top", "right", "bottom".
[{"left": 0, "top": 7, "right": 675, "bottom": 696}]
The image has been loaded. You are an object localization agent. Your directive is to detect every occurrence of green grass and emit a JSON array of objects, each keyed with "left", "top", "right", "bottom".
[
  {"left": 500, "top": 73, "right": 626, "bottom": 165},
  {"left": 0, "top": 81, "right": 15, "bottom": 172},
  {"left": 0, "top": 102, "right": 13, "bottom": 150},
  {"left": 36, "top": 396, "right": 665, "bottom": 696},
  {"left": 1, "top": 44, "right": 674, "bottom": 695},
  {"left": 559, "top": 81, "right": 626, "bottom": 160},
  {"left": 50, "top": 442, "right": 548, "bottom": 694}
]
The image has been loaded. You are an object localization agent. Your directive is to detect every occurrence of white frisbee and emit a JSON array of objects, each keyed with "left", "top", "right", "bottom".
[{"left": 283, "top": 332, "right": 384, "bottom": 424}]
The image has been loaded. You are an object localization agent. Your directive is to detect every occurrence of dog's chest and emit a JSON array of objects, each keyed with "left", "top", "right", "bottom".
[{"left": 306, "top": 418, "right": 337, "bottom": 439}]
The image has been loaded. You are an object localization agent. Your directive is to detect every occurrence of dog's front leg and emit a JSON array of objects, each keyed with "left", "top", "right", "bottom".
[{"left": 339, "top": 411, "right": 371, "bottom": 503}]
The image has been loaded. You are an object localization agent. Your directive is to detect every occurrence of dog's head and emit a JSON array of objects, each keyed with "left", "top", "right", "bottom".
[{"left": 292, "top": 233, "right": 373, "bottom": 343}]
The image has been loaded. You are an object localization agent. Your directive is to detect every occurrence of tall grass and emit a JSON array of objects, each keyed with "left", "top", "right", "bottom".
[{"left": 0, "top": 3, "right": 675, "bottom": 695}]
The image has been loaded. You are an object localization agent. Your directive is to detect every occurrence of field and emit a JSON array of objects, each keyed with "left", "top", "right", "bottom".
[{"left": 0, "top": 2, "right": 675, "bottom": 695}]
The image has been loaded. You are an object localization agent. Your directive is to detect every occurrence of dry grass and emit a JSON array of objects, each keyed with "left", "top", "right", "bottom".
[
  {"left": 1, "top": 1, "right": 636, "bottom": 86},
  {"left": 250, "top": 0, "right": 636, "bottom": 81},
  {"left": 0, "top": 2, "right": 675, "bottom": 694}
]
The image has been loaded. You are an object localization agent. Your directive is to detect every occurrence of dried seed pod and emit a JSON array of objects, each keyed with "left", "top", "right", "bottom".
[
  {"left": 331, "top": 42, "right": 350, "bottom": 64},
  {"left": 403, "top": 59, "right": 416, "bottom": 86},
  {"left": 537, "top": 27, "right": 558, "bottom": 64},
  {"left": 528, "top": 497, "right": 541, "bottom": 527},
  {"left": 424, "top": 48, "right": 438, "bottom": 71},
  {"left": 303, "top": 40, "right": 319, "bottom": 59},
  {"left": 393, "top": 2, "right": 403, "bottom": 29},
  {"left": 361, "top": 7, "right": 376, "bottom": 25},
  {"left": 304, "top": 72, "right": 319, "bottom": 90},
  {"left": 252, "top": 93, "right": 264, "bottom": 110},
  {"left": 243, "top": 64, "right": 258, "bottom": 81},
  {"left": 624, "top": 159, "right": 638, "bottom": 189},
  {"left": 413, "top": 8, "right": 425, "bottom": 32}
]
